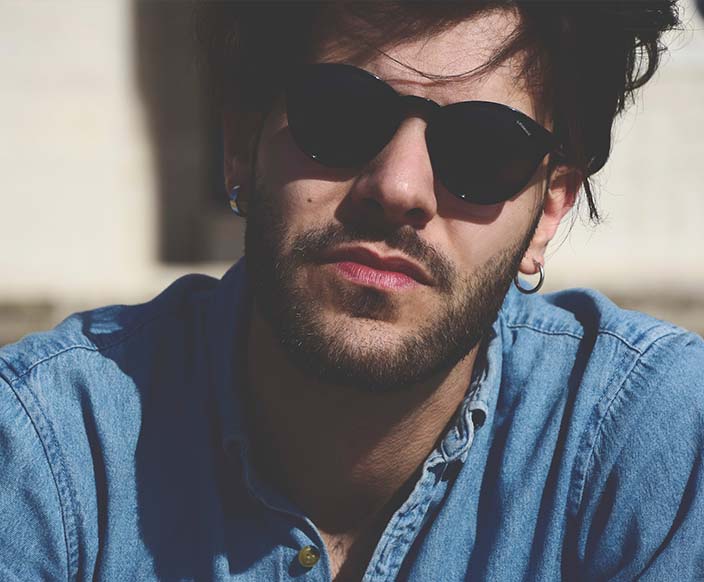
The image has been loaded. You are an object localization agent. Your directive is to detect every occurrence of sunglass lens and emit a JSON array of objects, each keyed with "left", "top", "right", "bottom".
[
  {"left": 428, "top": 103, "right": 550, "bottom": 205},
  {"left": 286, "top": 64, "right": 400, "bottom": 168}
]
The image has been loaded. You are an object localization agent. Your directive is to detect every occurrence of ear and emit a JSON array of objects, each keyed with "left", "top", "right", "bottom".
[
  {"left": 222, "top": 108, "right": 265, "bottom": 213},
  {"left": 519, "top": 165, "right": 580, "bottom": 275}
]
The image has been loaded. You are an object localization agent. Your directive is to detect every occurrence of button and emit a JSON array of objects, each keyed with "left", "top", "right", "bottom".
[{"left": 298, "top": 545, "right": 320, "bottom": 568}]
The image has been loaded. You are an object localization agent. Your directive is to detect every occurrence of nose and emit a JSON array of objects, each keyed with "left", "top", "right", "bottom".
[{"left": 347, "top": 116, "right": 438, "bottom": 229}]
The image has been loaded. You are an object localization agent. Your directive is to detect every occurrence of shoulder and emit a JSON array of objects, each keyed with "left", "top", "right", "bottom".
[
  {"left": 0, "top": 272, "right": 218, "bottom": 385},
  {"left": 498, "top": 285, "right": 701, "bottom": 393},
  {"left": 500, "top": 285, "right": 687, "bottom": 350},
  {"left": 500, "top": 285, "right": 704, "bottom": 465},
  {"left": 0, "top": 271, "right": 226, "bottom": 579},
  {"left": 0, "top": 271, "right": 224, "bottom": 461},
  {"left": 500, "top": 287, "right": 704, "bottom": 579}
]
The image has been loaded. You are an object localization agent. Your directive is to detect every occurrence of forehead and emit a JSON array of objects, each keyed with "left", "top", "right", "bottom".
[{"left": 313, "top": 7, "right": 535, "bottom": 114}]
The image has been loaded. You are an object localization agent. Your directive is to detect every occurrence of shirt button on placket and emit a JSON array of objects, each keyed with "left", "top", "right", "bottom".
[{"left": 298, "top": 545, "right": 321, "bottom": 569}]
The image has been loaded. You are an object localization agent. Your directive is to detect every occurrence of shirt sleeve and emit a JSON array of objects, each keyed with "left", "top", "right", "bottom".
[
  {"left": 574, "top": 331, "right": 704, "bottom": 581},
  {"left": 0, "top": 373, "right": 71, "bottom": 582}
]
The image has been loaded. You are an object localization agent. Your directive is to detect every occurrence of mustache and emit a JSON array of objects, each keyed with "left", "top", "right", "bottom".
[{"left": 289, "top": 222, "right": 456, "bottom": 292}]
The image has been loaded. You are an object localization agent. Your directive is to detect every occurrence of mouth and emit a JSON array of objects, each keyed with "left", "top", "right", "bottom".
[{"left": 319, "top": 246, "right": 433, "bottom": 290}]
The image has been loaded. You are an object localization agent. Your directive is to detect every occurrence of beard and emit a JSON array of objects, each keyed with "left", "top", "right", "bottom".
[{"left": 244, "top": 180, "right": 541, "bottom": 393}]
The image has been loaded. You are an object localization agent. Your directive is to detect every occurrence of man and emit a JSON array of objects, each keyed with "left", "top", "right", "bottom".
[{"left": 1, "top": 1, "right": 702, "bottom": 581}]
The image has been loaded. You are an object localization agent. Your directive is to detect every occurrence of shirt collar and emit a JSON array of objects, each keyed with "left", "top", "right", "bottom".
[{"left": 438, "top": 317, "right": 503, "bottom": 464}]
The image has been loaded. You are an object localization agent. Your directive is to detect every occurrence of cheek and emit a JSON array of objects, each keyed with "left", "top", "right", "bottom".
[
  {"left": 257, "top": 111, "right": 355, "bottom": 223},
  {"left": 257, "top": 112, "right": 313, "bottom": 193},
  {"left": 438, "top": 193, "right": 541, "bottom": 270},
  {"left": 441, "top": 221, "right": 506, "bottom": 269}
]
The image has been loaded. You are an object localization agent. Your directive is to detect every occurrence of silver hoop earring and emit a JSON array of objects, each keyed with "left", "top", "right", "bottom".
[
  {"left": 228, "top": 185, "right": 246, "bottom": 217},
  {"left": 514, "top": 261, "right": 545, "bottom": 295}
]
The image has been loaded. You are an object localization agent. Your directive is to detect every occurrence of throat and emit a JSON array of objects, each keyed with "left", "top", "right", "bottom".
[
  {"left": 245, "top": 308, "right": 480, "bottom": 554},
  {"left": 318, "top": 482, "right": 410, "bottom": 582},
  {"left": 320, "top": 529, "right": 377, "bottom": 582}
]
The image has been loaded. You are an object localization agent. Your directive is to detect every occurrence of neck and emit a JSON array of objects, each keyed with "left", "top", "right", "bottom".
[{"left": 244, "top": 309, "right": 478, "bottom": 535}]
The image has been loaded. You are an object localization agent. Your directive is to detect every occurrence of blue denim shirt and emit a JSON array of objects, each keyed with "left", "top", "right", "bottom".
[{"left": 1, "top": 260, "right": 703, "bottom": 582}]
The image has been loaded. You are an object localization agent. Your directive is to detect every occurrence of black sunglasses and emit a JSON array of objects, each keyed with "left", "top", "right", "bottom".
[{"left": 285, "top": 63, "right": 563, "bottom": 206}]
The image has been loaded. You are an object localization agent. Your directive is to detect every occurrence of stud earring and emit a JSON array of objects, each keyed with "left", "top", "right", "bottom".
[{"left": 228, "top": 185, "right": 246, "bottom": 217}]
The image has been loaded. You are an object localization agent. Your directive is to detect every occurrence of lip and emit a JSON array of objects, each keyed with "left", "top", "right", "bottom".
[{"left": 320, "top": 246, "right": 433, "bottom": 287}]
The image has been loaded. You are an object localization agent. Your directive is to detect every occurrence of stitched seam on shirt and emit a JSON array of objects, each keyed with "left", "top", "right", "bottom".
[
  {"left": 591, "top": 329, "right": 662, "bottom": 354},
  {"left": 570, "top": 330, "right": 683, "bottom": 515},
  {"left": 0, "top": 371, "right": 75, "bottom": 582},
  {"left": 1, "top": 305, "right": 197, "bottom": 384},
  {"left": 505, "top": 323, "right": 584, "bottom": 341},
  {"left": 505, "top": 322, "right": 664, "bottom": 354}
]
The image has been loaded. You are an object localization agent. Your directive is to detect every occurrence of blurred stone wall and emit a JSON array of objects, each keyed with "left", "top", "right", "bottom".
[{"left": 1, "top": 0, "right": 702, "bottom": 346}]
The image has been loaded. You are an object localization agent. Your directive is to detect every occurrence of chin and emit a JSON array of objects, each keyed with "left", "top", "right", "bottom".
[{"left": 273, "top": 301, "right": 472, "bottom": 392}]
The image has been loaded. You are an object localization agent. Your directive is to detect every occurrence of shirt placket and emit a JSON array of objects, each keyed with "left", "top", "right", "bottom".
[{"left": 228, "top": 440, "right": 335, "bottom": 582}]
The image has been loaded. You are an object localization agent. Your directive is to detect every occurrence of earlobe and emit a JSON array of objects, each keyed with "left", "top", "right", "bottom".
[
  {"left": 223, "top": 154, "right": 251, "bottom": 218},
  {"left": 519, "top": 165, "right": 580, "bottom": 275}
]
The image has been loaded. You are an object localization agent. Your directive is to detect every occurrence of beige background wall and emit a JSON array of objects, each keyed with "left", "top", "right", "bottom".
[{"left": 1, "top": 0, "right": 703, "bottom": 344}]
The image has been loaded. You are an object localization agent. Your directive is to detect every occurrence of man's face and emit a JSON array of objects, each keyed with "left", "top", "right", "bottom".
[{"left": 244, "top": 9, "right": 548, "bottom": 391}]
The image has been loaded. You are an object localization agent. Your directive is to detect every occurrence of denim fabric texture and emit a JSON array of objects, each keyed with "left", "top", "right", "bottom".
[{"left": 1, "top": 260, "right": 703, "bottom": 581}]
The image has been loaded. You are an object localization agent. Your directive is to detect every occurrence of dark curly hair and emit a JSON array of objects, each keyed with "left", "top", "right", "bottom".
[{"left": 196, "top": 1, "right": 680, "bottom": 222}]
